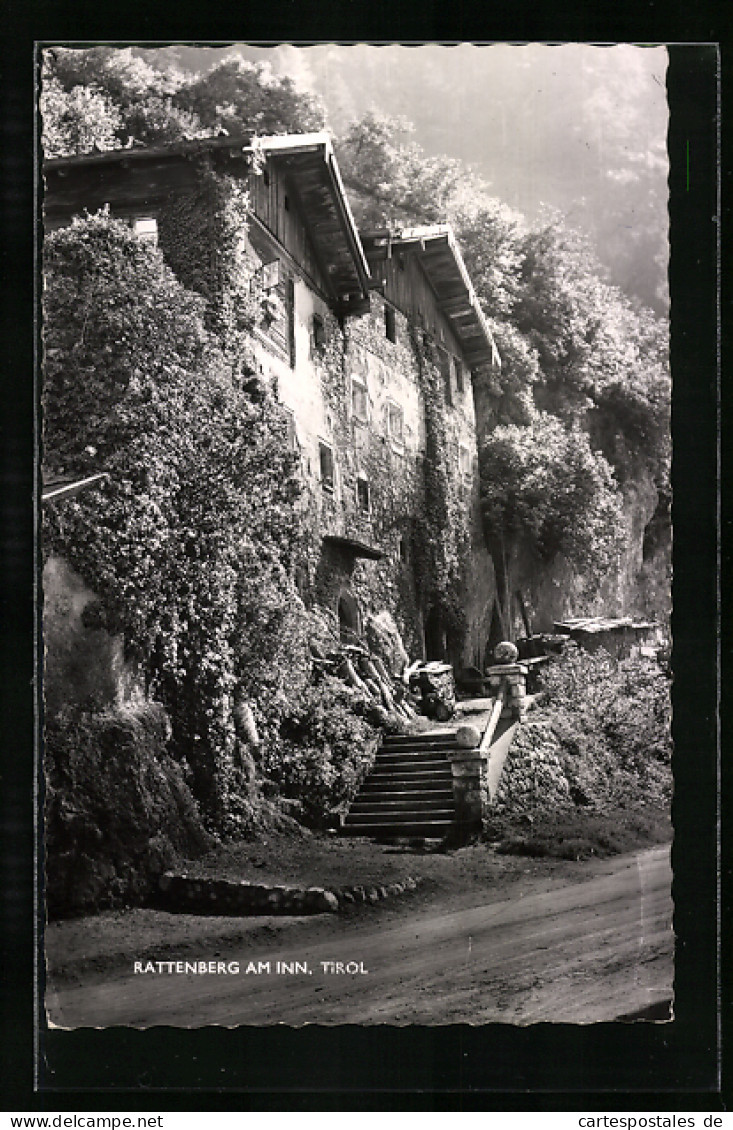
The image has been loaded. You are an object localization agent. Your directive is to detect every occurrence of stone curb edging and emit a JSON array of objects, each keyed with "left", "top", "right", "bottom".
[
  {"left": 158, "top": 872, "right": 424, "bottom": 916},
  {"left": 159, "top": 872, "right": 339, "bottom": 915},
  {"left": 333, "top": 875, "right": 423, "bottom": 907}
]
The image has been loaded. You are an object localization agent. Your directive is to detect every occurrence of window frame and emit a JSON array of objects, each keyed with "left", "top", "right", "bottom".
[
  {"left": 459, "top": 442, "right": 472, "bottom": 478},
  {"left": 130, "top": 216, "right": 158, "bottom": 246},
  {"left": 384, "top": 304, "right": 397, "bottom": 343},
  {"left": 350, "top": 375, "right": 369, "bottom": 425},
  {"left": 319, "top": 440, "right": 335, "bottom": 493},
  {"left": 454, "top": 356, "right": 465, "bottom": 395},
  {"left": 312, "top": 313, "right": 326, "bottom": 349},
  {"left": 281, "top": 406, "right": 299, "bottom": 453},
  {"left": 386, "top": 399, "right": 405, "bottom": 449},
  {"left": 356, "top": 476, "right": 371, "bottom": 514}
]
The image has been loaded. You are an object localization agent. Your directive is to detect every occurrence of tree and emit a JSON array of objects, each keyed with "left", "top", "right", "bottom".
[
  {"left": 512, "top": 218, "right": 670, "bottom": 479},
  {"left": 172, "top": 58, "right": 326, "bottom": 137},
  {"left": 40, "top": 74, "right": 123, "bottom": 158},
  {"left": 43, "top": 212, "right": 307, "bottom": 828},
  {"left": 337, "top": 111, "right": 477, "bottom": 229},
  {"left": 41, "top": 48, "right": 327, "bottom": 157},
  {"left": 479, "top": 413, "right": 625, "bottom": 622},
  {"left": 41, "top": 47, "right": 208, "bottom": 155}
]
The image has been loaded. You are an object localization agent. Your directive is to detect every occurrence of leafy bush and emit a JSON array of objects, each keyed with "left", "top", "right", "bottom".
[
  {"left": 263, "top": 677, "right": 384, "bottom": 826},
  {"left": 45, "top": 701, "right": 214, "bottom": 917},
  {"left": 43, "top": 212, "right": 306, "bottom": 829},
  {"left": 491, "top": 648, "right": 672, "bottom": 825},
  {"left": 541, "top": 648, "right": 672, "bottom": 789}
]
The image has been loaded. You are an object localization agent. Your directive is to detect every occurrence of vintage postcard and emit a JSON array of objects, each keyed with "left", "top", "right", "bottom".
[{"left": 39, "top": 42, "right": 683, "bottom": 1037}]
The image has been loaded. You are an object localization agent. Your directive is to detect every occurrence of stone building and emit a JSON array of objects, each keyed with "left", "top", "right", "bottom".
[{"left": 43, "top": 132, "right": 502, "bottom": 671}]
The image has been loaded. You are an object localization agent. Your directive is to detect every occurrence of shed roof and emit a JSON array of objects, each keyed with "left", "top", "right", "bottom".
[
  {"left": 360, "top": 225, "right": 501, "bottom": 369},
  {"left": 44, "top": 133, "right": 371, "bottom": 307}
]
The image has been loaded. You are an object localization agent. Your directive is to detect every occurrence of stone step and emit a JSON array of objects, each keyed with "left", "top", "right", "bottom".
[
  {"left": 345, "top": 807, "right": 455, "bottom": 826},
  {"left": 341, "top": 819, "right": 454, "bottom": 839},
  {"left": 368, "top": 758, "right": 452, "bottom": 775},
  {"left": 380, "top": 735, "right": 459, "bottom": 751},
  {"left": 362, "top": 778, "right": 452, "bottom": 794},
  {"left": 375, "top": 749, "right": 455, "bottom": 765},
  {"left": 359, "top": 779, "right": 453, "bottom": 796},
  {"left": 350, "top": 792, "right": 455, "bottom": 811}
]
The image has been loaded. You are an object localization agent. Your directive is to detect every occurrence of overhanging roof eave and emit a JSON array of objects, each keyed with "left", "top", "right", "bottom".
[
  {"left": 255, "top": 134, "right": 371, "bottom": 300},
  {"left": 361, "top": 223, "right": 500, "bottom": 367}
]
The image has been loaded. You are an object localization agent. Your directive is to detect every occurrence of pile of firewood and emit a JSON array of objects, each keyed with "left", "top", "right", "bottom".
[{"left": 308, "top": 639, "right": 420, "bottom": 725}]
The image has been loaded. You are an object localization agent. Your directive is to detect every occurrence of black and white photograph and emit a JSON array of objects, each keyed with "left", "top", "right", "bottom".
[{"left": 39, "top": 41, "right": 679, "bottom": 1032}]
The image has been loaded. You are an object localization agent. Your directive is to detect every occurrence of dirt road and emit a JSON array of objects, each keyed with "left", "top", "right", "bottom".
[{"left": 46, "top": 845, "right": 672, "bottom": 1028}]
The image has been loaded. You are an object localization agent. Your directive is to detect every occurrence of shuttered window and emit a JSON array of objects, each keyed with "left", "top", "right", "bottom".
[
  {"left": 438, "top": 348, "right": 453, "bottom": 405},
  {"left": 131, "top": 217, "right": 158, "bottom": 246},
  {"left": 351, "top": 377, "right": 369, "bottom": 423},
  {"left": 387, "top": 401, "right": 404, "bottom": 446},
  {"left": 319, "top": 442, "right": 335, "bottom": 492}
]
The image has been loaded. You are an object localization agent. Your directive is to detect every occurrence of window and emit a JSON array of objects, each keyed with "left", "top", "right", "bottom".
[
  {"left": 438, "top": 348, "right": 453, "bottom": 405},
  {"left": 386, "top": 401, "right": 404, "bottom": 446},
  {"left": 351, "top": 377, "right": 369, "bottom": 423},
  {"left": 282, "top": 407, "right": 298, "bottom": 452},
  {"left": 459, "top": 443, "right": 472, "bottom": 477},
  {"left": 287, "top": 277, "right": 296, "bottom": 369},
  {"left": 398, "top": 537, "right": 409, "bottom": 564},
  {"left": 260, "top": 258, "right": 281, "bottom": 292},
  {"left": 384, "top": 305, "right": 396, "bottom": 343},
  {"left": 357, "top": 477, "right": 370, "bottom": 513},
  {"left": 131, "top": 217, "right": 158, "bottom": 246},
  {"left": 312, "top": 314, "right": 326, "bottom": 348},
  {"left": 454, "top": 357, "right": 465, "bottom": 394},
  {"left": 319, "top": 442, "right": 335, "bottom": 492}
]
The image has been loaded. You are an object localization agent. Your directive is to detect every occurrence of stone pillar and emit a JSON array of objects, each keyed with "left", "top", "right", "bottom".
[
  {"left": 485, "top": 663, "right": 528, "bottom": 721},
  {"left": 446, "top": 747, "right": 487, "bottom": 833}
]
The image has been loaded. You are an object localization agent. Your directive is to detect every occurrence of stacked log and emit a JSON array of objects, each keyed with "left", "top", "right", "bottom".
[{"left": 307, "top": 635, "right": 420, "bottom": 729}]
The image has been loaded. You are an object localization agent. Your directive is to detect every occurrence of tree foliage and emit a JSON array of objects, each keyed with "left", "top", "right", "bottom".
[
  {"left": 480, "top": 414, "right": 624, "bottom": 576},
  {"left": 337, "top": 112, "right": 476, "bottom": 229},
  {"left": 40, "top": 74, "right": 123, "bottom": 158},
  {"left": 40, "top": 48, "right": 325, "bottom": 157},
  {"left": 172, "top": 57, "right": 325, "bottom": 136}
]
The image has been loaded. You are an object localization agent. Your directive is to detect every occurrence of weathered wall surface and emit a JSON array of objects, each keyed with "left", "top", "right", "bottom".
[{"left": 43, "top": 555, "right": 141, "bottom": 716}]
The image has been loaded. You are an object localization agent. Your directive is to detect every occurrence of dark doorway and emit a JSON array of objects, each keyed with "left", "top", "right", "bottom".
[
  {"left": 338, "top": 589, "right": 361, "bottom": 644},
  {"left": 424, "top": 608, "right": 446, "bottom": 661}
]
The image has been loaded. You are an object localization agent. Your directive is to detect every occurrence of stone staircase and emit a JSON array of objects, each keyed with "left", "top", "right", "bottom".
[{"left": 341, "top": 730, "right": 459, "bottom": 840}]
